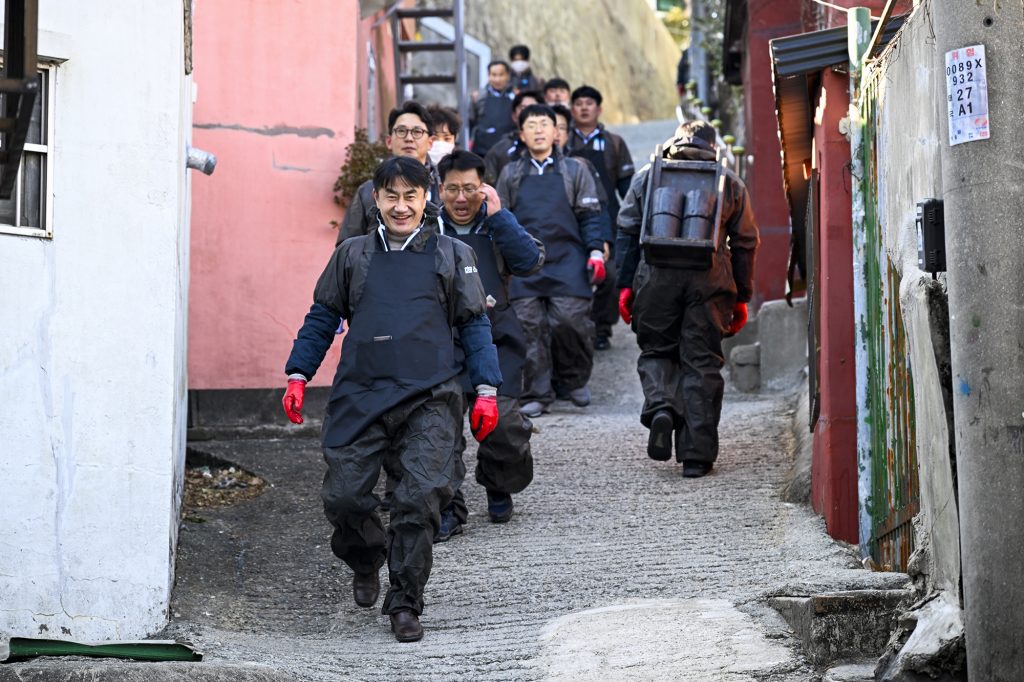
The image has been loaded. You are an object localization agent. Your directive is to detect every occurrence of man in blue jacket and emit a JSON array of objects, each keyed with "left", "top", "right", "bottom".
[
  {"left": 434, "top": 149, "right": 545, "bottom": 538},
  {"left": 282, "top": 157, "right": 502, "bottom": 642}
]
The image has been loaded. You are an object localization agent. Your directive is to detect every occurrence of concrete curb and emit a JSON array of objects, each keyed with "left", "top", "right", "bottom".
[{"left": 0, "top": 660, "right": 299, "bottom": 681}]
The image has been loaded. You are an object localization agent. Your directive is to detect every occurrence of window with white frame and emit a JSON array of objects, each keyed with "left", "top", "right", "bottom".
[{"left": 0, "top": 64, "right": 55, "bottom": 239}]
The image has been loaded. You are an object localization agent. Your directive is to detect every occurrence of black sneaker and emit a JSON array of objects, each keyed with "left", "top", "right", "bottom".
[
  {"left": 647, "top": 410, "right": 674, "bottom": 461},
  {"left": 433, "top": 506, "right": 464, "bottom": 543},
  {"left": 682, "top": 460, "right": 714, "bottom": 478},
  {"left": 486, "top": 491, "right": 514, "bottom": 523},
  {"left": 594, "top": 335, "right": 611, "bottom": 351}
]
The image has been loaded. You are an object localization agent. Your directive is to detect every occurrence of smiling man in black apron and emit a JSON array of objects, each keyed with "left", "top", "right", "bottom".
[
  {"left": 434, "top": 149, "right": 545, "bottom": 539},
  {"left": 336, "top": 101, "right": 442, "bottom": 245},
  {"left": 566, "top": 85, "right": 635, "bottom": 351},
  {"left": 282, "top": 157, "right": 502, "bottom": 642},
  {"left": 496, "top": 103, "right": 606, "bottom": 418},
  {"left": 470, "top": 60, "right": 516, "bottom": 159}
]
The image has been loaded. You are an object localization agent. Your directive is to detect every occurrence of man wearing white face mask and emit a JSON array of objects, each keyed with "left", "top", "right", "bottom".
[
  {"left": 427, "top": 104, "right": 461, "bottom": 166},
  {"left": 508, "top": 44, "right": 543, "bottom": 94}
]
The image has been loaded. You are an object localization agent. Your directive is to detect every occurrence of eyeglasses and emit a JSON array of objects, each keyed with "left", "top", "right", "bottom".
[
  {"left": 392, "top": 126, "right": 430, "bottom": 140},
  {"left": 442, "top": 184, "right": 481, "bottom": 197}
]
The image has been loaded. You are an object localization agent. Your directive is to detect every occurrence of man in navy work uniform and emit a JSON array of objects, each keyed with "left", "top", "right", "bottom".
[
  {"left": 470, "top": 60, "right": 516, "bottom": 158},
  {"left": 282, "top": 157, "right": 502, "bottom": 642},
  {"left": 337, "top": 101, "right": 441, "bottom": 244},
  {"left": 434, "top": 149, "right": 545, "bottom": 539},
  {"left": 497, "top": 103, "right": 606, "bottom": 418},
  {"left": 616, "top": 120, "right": 759, "bottom": 478},
  {"left": 566, "top": 85, "right": 635, "bottom": 351}
]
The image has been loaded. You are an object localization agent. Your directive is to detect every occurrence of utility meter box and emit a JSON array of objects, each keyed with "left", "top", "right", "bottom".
[
  {"left": 639, "top": 146, "right": 727, "bottom": 270},
  {"left": 916, "top": 198, "right": 946, "bottom": 275}
]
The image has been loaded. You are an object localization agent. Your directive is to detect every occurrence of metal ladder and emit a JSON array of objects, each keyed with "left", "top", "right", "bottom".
[{"left": 391, "top": 1, "right": 469, "bottom": 147}]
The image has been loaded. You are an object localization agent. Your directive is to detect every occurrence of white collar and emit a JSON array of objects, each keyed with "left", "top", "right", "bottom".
[{"left": 377, "top": 222, "right": 422, "bottom": 251}]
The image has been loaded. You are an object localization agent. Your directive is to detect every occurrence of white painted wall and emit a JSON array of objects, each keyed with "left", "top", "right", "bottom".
[{"left": 0, "top": 2, "right": 191, "bottom": 640}]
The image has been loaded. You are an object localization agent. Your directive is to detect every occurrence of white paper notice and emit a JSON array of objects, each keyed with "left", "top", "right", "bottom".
[{"left": 945, "top": 45, "right": 990, "bottom": 146}]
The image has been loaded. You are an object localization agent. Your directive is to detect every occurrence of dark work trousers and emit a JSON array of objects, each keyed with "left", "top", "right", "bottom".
[
  {"left": 450, "top": 394, "right": 534, "bottom": 524},
  {"left": 631, "top": 261, "right": 736, "bottom": 463},
  {"left": 590, "top": 254, "right": 620, "bottom": 339},
  {"left": 320, "top": 377, "right": 464, "bottom": 615},
  {"left": 512, "top": 296, "right": 595, "bottom": 405}
]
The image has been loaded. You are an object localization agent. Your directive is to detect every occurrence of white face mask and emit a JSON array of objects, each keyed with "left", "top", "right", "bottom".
[
  {"left": 510, "top": 59, "right": 529, "bottom": 74},
  {"left": 428, "top": 139, "right": 455, "bottom": 166}
]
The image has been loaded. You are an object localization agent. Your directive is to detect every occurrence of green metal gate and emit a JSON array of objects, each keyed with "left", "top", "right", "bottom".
[{"left": 859, "top": 69, "right": 920, "bottom": 572}]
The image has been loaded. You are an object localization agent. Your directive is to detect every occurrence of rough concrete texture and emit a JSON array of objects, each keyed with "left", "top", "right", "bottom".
[
  {"left": 0, "top": 661, "right": 297, "bottom": 681},
  {"left": 783, "top": 381, "right": 813, "bottom": 505},
  {"left": 457, "top": 0, "right": 680, "bottom": 124},
  {"left": 770, "top": 589, "right": 912, "bottom": 667},
  {"left": 823, "top": 663, "right": 874, "bottom": 682},
  {"left": 107, "top": 320, "right": 914, "bottom": 682},
  {"left": 875, "top": 593, "right": 966, "bottom": 682},
  {"left": 757, "top": 299, "right": 808, "bottom": 392}
]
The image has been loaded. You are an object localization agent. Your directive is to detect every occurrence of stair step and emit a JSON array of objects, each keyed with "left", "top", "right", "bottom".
[
  {"left": 399, "top": 73, "right": 456, "bottom": 85},
  {"left": 398, "top": 41, "right": 455, "bottom": 53},
  {"left": 395, "top": 8, "right": 454, "bottom": 19}
]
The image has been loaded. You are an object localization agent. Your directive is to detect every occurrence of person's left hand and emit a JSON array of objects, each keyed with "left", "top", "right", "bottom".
[
  {"left": 727, "top": 302, "right": 748, "bottom": 336},
  {"left": 480, "top": 184, "right": 501, "bottom": 216},
  {"left": 587, "top": 251, "right": 606, "bottom": 285},
  {"left": 470, "top": 396, "right": 499, "bottom": 442}
]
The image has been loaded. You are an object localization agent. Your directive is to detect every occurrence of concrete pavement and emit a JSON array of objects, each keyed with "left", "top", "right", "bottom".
[{"left": 151, "top": 318, "right": 906, "bottom": 681}]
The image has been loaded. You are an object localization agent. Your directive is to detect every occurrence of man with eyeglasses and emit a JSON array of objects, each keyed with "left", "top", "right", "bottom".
[
  {"left": 432, "top": 149, "right": 544, "bottom": 538},
  {"left": 283, "top": 156, "right": 502, "bottom": 642},
  {"left": 483, "top": 90, "right": 541, "bottom": 185},
  {"left": 497, "top": 104, "right": 605, "bottom": 418},
  {"left": 566, "top": 85, "right": 635, "bottom": 352},
  {"left": 337, "top": 101, "right": 442, "bottom": 245}
]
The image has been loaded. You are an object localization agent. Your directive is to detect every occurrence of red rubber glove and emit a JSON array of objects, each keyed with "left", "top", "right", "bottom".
[
  {"left": 282, "top": 379, "right": 306, "bottom": 424},
  {"left": 619, "top": 288, "right": 634, "bottom": 325},
  {"left": 727, "top": 302, "right": 748, "bottom": 336},
  {"left": 587, "top": 256, "right": 606, "bottom": 285},
  {"left": 470, "top": 395, "right": 499, "bottom": 442}
]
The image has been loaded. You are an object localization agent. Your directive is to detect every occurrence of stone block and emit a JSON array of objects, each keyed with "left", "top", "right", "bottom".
[
  {"left": 769, "top": 589, "right": 913, "bottom": 667},
  {"left": 729, "top": 343, "right": 761, "bottom": 393},
  {"left": 758, "top": 298, "right": 809, "bottom": 392}
]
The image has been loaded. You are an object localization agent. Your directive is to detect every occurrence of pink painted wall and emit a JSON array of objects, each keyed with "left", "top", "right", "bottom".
[{"left": 190, "top": 1, "right": 389, "bottom": 389}]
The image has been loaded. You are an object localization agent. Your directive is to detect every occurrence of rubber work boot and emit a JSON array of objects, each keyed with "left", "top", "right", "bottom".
[
  {"left": 486, "top": 490, "right": 514, "bottom": 523},
  {"left": 433, "top": 505, "right": 464, "bottom": 543},
  {"left": 390, "top": 609, "right": 424, "bottom": 642},
  {"left": 352, "top": 570, "right": 380, "bottom": 608},
  {"left": 569, "top": 385, "right": 591, "bottom": 407},
  {"left": 647, "top": 410, "right": 674, "bottom": 461},
  {"left": 682, "top": 460, "right": 714, "bottom": 478},
  {"left": 594, "top": 335, "right": 611, "bottom": 351},
  {"left": 520, "top": 401, "right": 548, "bottom": 418}
]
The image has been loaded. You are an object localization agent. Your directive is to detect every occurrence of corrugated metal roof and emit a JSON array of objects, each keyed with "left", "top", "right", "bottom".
[
  {"left": 771, "top": 15, "right": 907, "bottom": 79},
  {"left": 770, "top": 15, "right": 907, "bottom": 258}
]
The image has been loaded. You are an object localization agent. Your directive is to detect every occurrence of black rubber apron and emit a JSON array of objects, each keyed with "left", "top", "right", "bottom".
[
  {"left": 322, "top": 235, "right": 459, "bottom": 447},
  {"left": 571, "top": 135, "right": 620, "bottom": 223},
  {"left": 454, "top": 230, "right": 527, "bottom": 397},
  {"left": 473, "top": 93, "right": 513, "bottom": 157},
  {"left": 509, "top": 167, "right": 592, "bottom": 300}
]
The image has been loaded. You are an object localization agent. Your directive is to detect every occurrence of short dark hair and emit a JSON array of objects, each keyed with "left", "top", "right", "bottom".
[
  {"left": 509, "top": 44, "right": 530, "bottom": 61},
  {"left": 676, "top": 119, "right": 717, "bottom": 148},
  {"left": 437, "top": 149, "right": 486, "bottom": 182},
  {"left": 373, "top": 156, "right": 431, "bottom": 193},
  {"left": 387, "top": 100, "right": 435, "bottom": 136},
  {"left": 544, "top": 78, "right": 571, "bottom": 94},
  {"left": 512, "top": 90, "right": 543, "bottom": 111},
  {"left": 487, "top": 60, "right": 510, "bottom": 74},
  {"left": 518, "top": 103, "right": 557, "bottom": 129},
  {"left": 550, "top": 103, "right": 573, "bottom": 127},
  {"left": 427, "top": 104, "right": 461, "bottom": 137},
  {"left": 571, "top": 85, "right": 603, "bottom": 106}
]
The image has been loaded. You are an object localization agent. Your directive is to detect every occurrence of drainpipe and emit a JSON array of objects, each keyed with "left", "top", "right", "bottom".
[
  {"left": 933, "top": 5, "right": 1024, "bottom": 678},
  {"left": 846, "top": 6, "right": 873, "bottom": 558}
]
